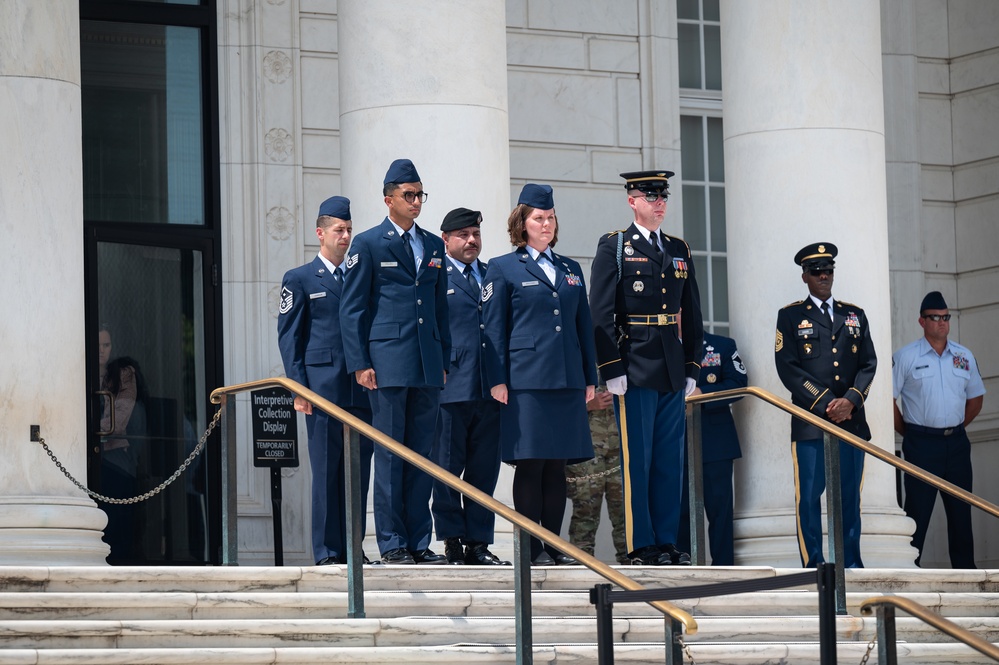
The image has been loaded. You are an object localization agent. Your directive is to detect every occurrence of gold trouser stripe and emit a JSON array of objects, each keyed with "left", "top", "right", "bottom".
[
  {"left": 617, "top": 393, "right": 634, "bottom": 553},
  {"left": 791, "top": 441, "right": 809, "bottom": 565}
]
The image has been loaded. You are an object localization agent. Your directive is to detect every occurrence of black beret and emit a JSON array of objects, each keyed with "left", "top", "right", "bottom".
[
  {"left": 794, "top": 242, "right": 838, "bottom": 270},
  {"left": 441, "top": 207, "right": 482, "bottom": 232},
  {"left": 920, "top": 291, "right": 948, "bottom": 312}
]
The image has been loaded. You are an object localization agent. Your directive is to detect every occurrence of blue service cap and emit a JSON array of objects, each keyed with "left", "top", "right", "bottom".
[
  {"left": 620, "top": 169, "right": 673, "bottom": 192},
  {"left": 794, "top": 242, "right": 837, "bottom": 270},
  {"left": 384, "top": 158, "right": 422, "bottom": 186},
  {"left": 317, "top": 195, "right": 350, "bottom": 220},
  {"left": 517, "top": 183, "right": 555, "bottom": 210},
  {"left": 920, "top": 291, "right": 948, "bottom": 312}
]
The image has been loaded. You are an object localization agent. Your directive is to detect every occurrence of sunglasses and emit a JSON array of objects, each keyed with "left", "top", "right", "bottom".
[
  {"left": 807, "top": 269, "right": 834, "bottom": 277},
  {"left": 922, "top": 314, "right": 951, "bottom": 322}
]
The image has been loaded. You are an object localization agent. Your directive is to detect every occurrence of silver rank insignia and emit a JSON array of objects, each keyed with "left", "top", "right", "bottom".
[
  {"left": 345, "top": 253, "right": 359, "bottom": 269},
  {"left": 633, "top": 281, "right": 644, "bottom": 292},
  {"left": 481, "top": 282, "right": 494, "bottom": 302},
  {"left": 279, "top": 286, "right": 293, "bottom": 315},
  {"left": 624, "top": 245, "right": 634, "bottom": 256}
]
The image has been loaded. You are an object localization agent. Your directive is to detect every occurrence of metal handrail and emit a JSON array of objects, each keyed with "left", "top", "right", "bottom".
[
  {"left": 860, "top": 596, "right": 999, "bottom": 662},
  {"left": 685, "top": 386, "right": 999, "bottom": 519},
  {"left": 210, "top": 377, "right": 698, "bottom": 635}
]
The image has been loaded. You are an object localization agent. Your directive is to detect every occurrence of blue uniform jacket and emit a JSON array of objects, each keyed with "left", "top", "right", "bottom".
[
  {"left": 774, "top": 297, "right": 877, "bottom": 441},
  {"left": 277, "top": 255, "right": 367, "bottom": 407},
  {"left": 340, "top": 218, "right": 451, "bottom": 388},
  {"left": 696, "top": 332, "right": 746, "bottom": 463},
  {"left": 590, "top": 223, "right": 703, "bottom": 392},
  {"left": 440, "top": 258, "right": 489, "bottom": 404},
  {"left": 481, "top": 248, "right": 598, "bottom": 391}
]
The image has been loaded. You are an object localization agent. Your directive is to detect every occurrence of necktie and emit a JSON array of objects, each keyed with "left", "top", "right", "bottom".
[
  {"left": 650, "top": 233, "right": 662, "bottom": 254},
  {"left": 463, "top": 263, "right": 480, "bottom": 297},
  {"left": 821, "top": 301, "right": 831, "bottom": 321},
  {"left": 331, "top": 266, "right": 343, "bottom": 295},
  {"left": 402, "top": 232, "right": 416, "bottom": 269}
]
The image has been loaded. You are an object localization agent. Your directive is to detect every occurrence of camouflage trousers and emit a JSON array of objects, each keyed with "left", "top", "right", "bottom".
[{"left": 566, "top": 409, "right": 629, "bottom": 563}]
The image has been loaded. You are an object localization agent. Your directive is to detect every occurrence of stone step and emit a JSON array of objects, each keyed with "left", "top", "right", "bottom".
[
  {"left": 2, "top": 589, "right": 998, "bottom": 620},
  {"left": 3, "top": 565, "right": 998, "bottom": 594},
  {"left": 0, "top": 642, "right": 993, "bottom": 665},
  {"left": 3, "top": 614, "right": 999, "bottom": 649}
]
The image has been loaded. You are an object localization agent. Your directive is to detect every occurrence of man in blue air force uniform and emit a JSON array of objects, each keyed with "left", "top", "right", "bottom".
[
  {"left": 678, "top": 332, "right": 747, "bottom": 566},
  {"left": 589, "top": 170, "right": 704, "bottom": 566},
  {"left": 432, "top": 207, "right": 508, "bottom": 566},
  {"left": 774, "top": 242, "right": 876, "bottom": 569},
  {"left": 340, "top": 159, "right": 451, "bottom": 565},
  {"left": 277, "top": 196, "right": 374, "bottom": 565}
]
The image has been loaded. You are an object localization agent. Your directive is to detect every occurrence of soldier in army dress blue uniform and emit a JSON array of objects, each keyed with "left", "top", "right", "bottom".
[
  {"left": 774, "top": 242, "right": 877, "bottom": 568},
  {"left": 589, "top": 170, "right": 704, "bottom": 566}
]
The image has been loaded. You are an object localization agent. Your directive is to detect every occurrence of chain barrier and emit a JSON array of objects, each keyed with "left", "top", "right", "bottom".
[
  {"left": 564, "top": 464, "right": 622, "bottom": 484},
  {"left": 858, "top": 634, "right": 876, "bottom": 665},
  {"left": 677, "top": 634, "right": 696, "bottom": 664},
  {"left": 34, "top": 407, "right": 222, "bottom": 505}
]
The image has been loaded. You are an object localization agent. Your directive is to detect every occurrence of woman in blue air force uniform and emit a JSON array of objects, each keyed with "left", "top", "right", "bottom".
[{"left": 481, "top": 183, "right": 597, "bottom": 566}]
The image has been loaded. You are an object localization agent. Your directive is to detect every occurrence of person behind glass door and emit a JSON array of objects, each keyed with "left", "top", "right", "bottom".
[{"left": 481, "top": 183, "right": 597, "bottom": 566}]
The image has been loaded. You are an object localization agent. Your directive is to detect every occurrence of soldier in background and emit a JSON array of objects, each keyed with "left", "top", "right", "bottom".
[{"left": 566, "top": 388, "right": 629, "bottom": 564}]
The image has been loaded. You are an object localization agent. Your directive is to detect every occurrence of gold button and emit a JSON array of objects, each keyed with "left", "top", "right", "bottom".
[
  {"left": 662, "top": 304, "right": 667, "bottom": 310},
  {"left": 661, "top": 289, "right": 666, "bottom": 294},
  {"left": 636, "top": 270, "right": 641, "bottom": 275},
  {"left": 832, "top": 348, "right": 838, "bottom": 354},
  {"left": 835, "top": 375, "right": 840, "bottom": 381},
  {"left": 834, "top": 361, "right": 839, "bottom": 367},
  {"left": 832, "top": 335, "right": 836, "bottom": 341}
]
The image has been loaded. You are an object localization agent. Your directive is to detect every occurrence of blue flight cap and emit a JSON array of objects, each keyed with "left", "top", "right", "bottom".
[
  {"left": 384, "top": 158, "right": 422, "bottom": 185},
  {"left": 317, "top": 195, "right": 350, "bottom": 220},
  {"left": 517, "top": 183, "right": 555, "bottom": 210},
  {"left": 920, "top": 291, "right": 948, "bottom": 313}
]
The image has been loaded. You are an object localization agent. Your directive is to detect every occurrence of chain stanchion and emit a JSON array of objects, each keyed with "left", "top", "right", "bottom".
[
  {"left": 858, "top": 635, "right": 876, "bottom": 665},
  {"left": 677, "top": 635, "right": 696, "bottom": 664},
  {"left": 34, "top": 408, "right": 222, "bottom": 505}
]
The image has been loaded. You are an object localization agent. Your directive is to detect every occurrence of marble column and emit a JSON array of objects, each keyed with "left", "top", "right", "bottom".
[
  {"left": 720, "top": 1, "right": 917, "bottom": 567},
  {"left": 336, "top": 0, "right": 511, "bottom": 258},
  {"left": 0, "top": 0, "right": 109, "bottom": 564}
]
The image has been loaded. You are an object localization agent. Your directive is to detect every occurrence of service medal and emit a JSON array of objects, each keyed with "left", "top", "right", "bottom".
[
  {"left": 624, "top": 245, "right": 634, "bottom": 256},
  {"left": 707, "top": 373, "right": 717, "bottom": 384},
  {"left": 633, "top": 281, "right": 644, "bottom": 292}
]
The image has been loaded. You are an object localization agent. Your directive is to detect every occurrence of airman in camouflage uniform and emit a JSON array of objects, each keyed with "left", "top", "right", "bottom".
[{"left": 566, "top": 390, "right": 629, "bottom": 564}]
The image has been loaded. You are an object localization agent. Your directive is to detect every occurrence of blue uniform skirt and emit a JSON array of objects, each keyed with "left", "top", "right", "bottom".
[{"left": 500, "top": 388, "right": 593, "bottom": 464}]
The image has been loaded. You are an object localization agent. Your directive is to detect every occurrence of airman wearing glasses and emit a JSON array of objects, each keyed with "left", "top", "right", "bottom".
[
  {"left": 892, "top": 291, "right": 985, "bottom": 569},
  {"left": 774, "top": 242, "right": 877, "bottom": 569},
  {"left": 589, "top": 170, "right": 704, "bottom": 566},
  {"left": 340, "top": 158, "right": 451, "bottom": 566}
]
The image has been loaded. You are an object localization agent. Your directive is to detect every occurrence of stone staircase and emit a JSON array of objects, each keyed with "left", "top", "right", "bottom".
[{"left": 1, "top": 565, "right": 998, "bottom": 664}]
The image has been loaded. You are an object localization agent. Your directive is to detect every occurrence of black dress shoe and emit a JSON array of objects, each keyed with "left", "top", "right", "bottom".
[
  {"left": 381, "top": 548, "right": 416, "bottom": 565},
  {"left": 410, "top": 548, "right": 447, "bottom": 565},
  {"left": 444, "top": 538, "right": 466, "bottom": 565},
  {"left": 531, "top": 551, "right": 556, "bottom": 567},
  {"left": 628, "top": 545, "right": 670, "bottom": 566},
  {"left": 464, "top": 542, "right": 511, "bottom": 566},
  {"left": 552, "top": 552, "right": 577, "bottom": 566},
  {"left": 315, "top": 556, "right": 342, "bottom": 566},
  {"left": 661, "top": 543, "right": 692, "bottom": 566}
]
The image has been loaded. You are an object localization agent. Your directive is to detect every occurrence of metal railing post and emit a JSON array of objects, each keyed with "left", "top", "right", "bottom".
[
  {"left": 591, "top": 584, "right": 614, "bottom": 665},
  {"left": 817, "top": 562, "right": 838, "bottom": 665},
  {"left": 876, "top": 603, "right": 897, "bottom": 665},
  {"left": 822, "top": 431, "right": 846, "bottom": 613},
  {"left": 220, "top": 393, "right": 238, "bottom": 565},
  {"left": 343, "top": 424, "right": 364, "bottom": 618},
  {"left": 514, "top": 525, "right": 533, "bottom": 665},
  {"left": 665, "top": 617, "right": 684, "bottom": 665},
  {"left": 686, "top": 402, "right": 707, "bottom": 566}
]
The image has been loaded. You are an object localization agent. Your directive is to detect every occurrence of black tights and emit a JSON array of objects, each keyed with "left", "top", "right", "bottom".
[{"left": 512, "top": 458, "right": 567, "bottom": 559}]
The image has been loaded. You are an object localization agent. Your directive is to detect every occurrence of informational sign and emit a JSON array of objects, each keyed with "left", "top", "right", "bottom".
[{"left": 251, "top": 387, "right": 299, "bottom": 468}]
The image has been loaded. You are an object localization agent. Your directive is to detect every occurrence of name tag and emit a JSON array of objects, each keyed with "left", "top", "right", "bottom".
[
  {"left": 381, "top": 261, "right": 398, "bottom": 268},
  {"left": 309, "top": 292, "right": 326, "bottom": 299},
  {"left": 522, "top": 280, "right": 539, "bottom": 287},
  {"left": 447, "top": 289, "right": 455, "bottom": 295}
]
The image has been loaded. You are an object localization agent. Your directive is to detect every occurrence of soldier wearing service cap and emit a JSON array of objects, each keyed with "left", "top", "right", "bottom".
[
  {"left": 893, "top": 291, "right": 985, "bottom": 568},
  {"left": 589, "top": 169, "right": 704, "bottom": 566},
  {"left": 774, "top": 242, "right": 877, "bottom": 568},
  {"left": 431, "top": 207, "right": 508, "bottom": 566}
]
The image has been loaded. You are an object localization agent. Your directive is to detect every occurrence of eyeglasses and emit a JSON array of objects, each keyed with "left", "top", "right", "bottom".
[
  {"left": 807, "top": 269, "right": 834, "bottom": 277},
  {"left": 634, "top": 191, "right": 668, "bottom": 203},
  {"left": 397, "top": 191, "right": 428, "bottom": 204},
  {"left": 922, "top": 314, "right": 951, "bottom": 322}
]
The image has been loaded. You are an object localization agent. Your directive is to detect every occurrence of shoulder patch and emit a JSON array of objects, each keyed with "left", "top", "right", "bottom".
[
  {"left": 345, "top": 253, "right": 359, "bottom": 269},
  {"left": 279, "top": 286, "right": 293, "bottom": 315},
  {"left": 481, "top": 282, "right": 494, "bottom": 302}
]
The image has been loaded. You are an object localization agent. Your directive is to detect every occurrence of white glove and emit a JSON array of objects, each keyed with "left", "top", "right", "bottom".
[
  {"left": 684, "top": 377, "right": 697, "bottom": 397},
  {"left": 606, "top": 376, "right": 628, "bottom": 396}
]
